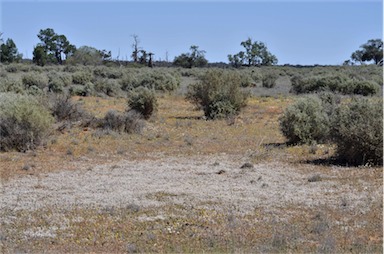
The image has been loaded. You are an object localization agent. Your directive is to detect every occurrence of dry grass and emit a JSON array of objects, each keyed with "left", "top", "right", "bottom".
[{"left": 1, "top": 94, "right": 382, "bottom": 253}]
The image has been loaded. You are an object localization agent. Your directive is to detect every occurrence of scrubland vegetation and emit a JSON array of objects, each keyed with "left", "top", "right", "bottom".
[{"left": 0, "top": 61, "right": 382, "bottom": 253}]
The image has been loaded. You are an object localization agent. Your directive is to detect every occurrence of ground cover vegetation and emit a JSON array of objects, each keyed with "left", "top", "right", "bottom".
[{"left": 0, "top": 30, "right": 383, "bottom": 252}]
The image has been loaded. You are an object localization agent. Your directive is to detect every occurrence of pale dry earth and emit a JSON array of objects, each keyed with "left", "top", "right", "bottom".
[{"left": 1, "top": 155, "right": 380, "bottom": 215}]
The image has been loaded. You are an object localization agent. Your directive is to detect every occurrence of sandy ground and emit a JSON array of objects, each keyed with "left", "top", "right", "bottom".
[{"left": 1, "top": 155, "right": 381, "bottom": 215}]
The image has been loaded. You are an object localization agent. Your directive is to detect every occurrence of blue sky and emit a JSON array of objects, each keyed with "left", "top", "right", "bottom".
[{"left": 1, "top": 0, "right": 382, "bottom": 65}]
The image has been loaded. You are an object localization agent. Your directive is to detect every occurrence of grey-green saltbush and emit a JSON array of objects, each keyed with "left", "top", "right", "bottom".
[
  {"left": 0, "top": 93, "right": 54, "bottom": 151},
  {"left": 22, "top": 72, "right": 49, "bottom": 89},
  {"left": 127, "top": 87, "right": 158, "bottom": 120},
  {"left": 262, "top": 73, "right": 278, "bottom": 88},
  {"left": 186, "top": 70, "right": 248, "bottom": 119},
  {"left": 0, "top": 78, "right": 24, "bottom": 94},
  {"left": 138, "top": 71, "right": 180, "bottom": 92},
  {"left": 99, "top": 110, "right": 144, "bottom": 134},
  {"left": 72, "top": 71, "right": 93, "bottom": 85},
  {"left": 93, "top": 66, "right": 123, "bottom": 79},
  {"left": 94, "top": 78, "right": 122, "bottom": 97},
  {"left": 279, "top": 96, "right": 330, "bottom": 145},
  {"left": 331, "top": 98, "right": 383, "bottom": 166},
  {"left": 290, "top": 74, "right": 379, "bottom": 96}
]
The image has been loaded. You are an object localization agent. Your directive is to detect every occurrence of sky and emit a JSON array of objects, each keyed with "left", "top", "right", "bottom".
[{"left": 0, "top": 0, "right": 382, "bottom": 65}]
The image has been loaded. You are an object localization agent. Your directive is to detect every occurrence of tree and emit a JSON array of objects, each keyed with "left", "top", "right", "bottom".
[
  {"left": 0, "top": 38, "right": 22, "bottom": 63},
  {"left": 228, "top": 38, "right": 277, "bottom": 67},
  {"left": 131, "top": 34, "right": 140, "bottom": 63},
  {"left": 36, "top": 28, "right": 76, "bottom": 64},
  {"left": 351, "top": 39, "right": 383, "bottom": 65},
  {"left": 173, "top": 45, "right": 208, "bottom": 68},
  {"left": 33, "top": 45, "right": 47, "bottom": 66},
  {"left": 67, "top": 46, "right": 103, "bottom": 65}
]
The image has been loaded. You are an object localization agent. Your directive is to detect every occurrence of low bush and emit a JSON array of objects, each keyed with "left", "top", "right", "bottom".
[
  {"left": 331, "top": 98, "right": 383, "bottom": 166},
  {"left": 186, "top": 70, "right": 248, "bottom": 119},
  {"left": 69, "top": 83, "right": 94, "bottom": 97},
  {"left": 262, "top": 73, "right": 278, "bottom": 88},
  {"left": 138, "top": 71, "right": 180, "bottom": 92},
  {"left": 120, "top": 73, "right": 139, "bottom": 91},
  {"left": 49, "top": 95, "right": 87, "bottom": 122},
  {"left": 99, "top": 110, "right": 144, "bottom": 134},
  {"left": 0, "top": 78, "right": 24, "bottom": 94},
  {"left": 100, "top": 110, "right": 126, "bottom": 132},
  {"left": 290, "top": 74, "right": 379, "bottom": 95},
  {"left": 279, "top": 96, "right": 330, "bottom": 145},
  {"left": 343, "top": 80, "right": 380, "bottom": 96},
  {"left": 0, "top": 93, "right": 54, "bottom": 152},
  {"left": 127, "top": 87, "right": 158, "bottom": 120},
  {"left": 93, "top": 66, "right": 123, "bottom": 79},
  {"left": 22, "top": 72, "right": 49, "bottom": 89},
  {"left": 48, "top": 72, "right": 73, "bottom": 93},
  {"left": 94, "top": 78, "right": 122, "bottom": 97},
  {"left": 72, "top": 71, "right": 93, "bottom": 85}
]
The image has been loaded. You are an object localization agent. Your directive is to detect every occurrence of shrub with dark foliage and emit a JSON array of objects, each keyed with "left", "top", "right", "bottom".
[{"left": 331, "top": 98, "right": 383, "bottom": 166}]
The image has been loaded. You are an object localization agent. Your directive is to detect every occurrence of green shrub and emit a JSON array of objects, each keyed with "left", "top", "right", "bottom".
[
  {"left": 93, "top": 66, "right": 123, "bottom": 79},
  {"left": 0, "top": 93, "right": 54, "bottom": 152},
  {"left": 237, "top": 72, "right": 255, "bottom": 88},
  {"left": 344, "top": 80, "right": 380, "bottom": 96},
  {"left": 0, "top": 78, "right": 24, "bottom": 94},
  {"left": 262, "top": 73, "right": 278, "bottom": 88},
  {"left": 186, "top": 70, "right": 248, "bottom": 119},
  {"left": 138, "top": 71, "right": 180, "bottom": 92},
  {"left": 279, "top": 96, "right": 330, "bottom": 144},
  {"left": 94, "top": 79, "right": 122, "bottom": 97},
  {"left": 5, "top": 64, "right": 19, "bottom": 73},
  {"left": 72, "top": 71, "right": 93, "bottom": 85},
  {"left": 48, "top": 72, "right": 73, "bottom": 91},
  {"left": 290, "top": 74, "right": 379, "bottom": 96},
  {"left": 120, "top": 73, "right": 139, "bottom": 91},
  {"left": 22, "top": 72, "right": 49, "bottom": 89},
  {"left": 127, "top": 87, "right": 158, "bottom": 120},
  {"left": 331, "top": 98, "right": 383, "bottom": 166},
  {"left": 69, "top": 84, "right": 94, "bottom": 97}
]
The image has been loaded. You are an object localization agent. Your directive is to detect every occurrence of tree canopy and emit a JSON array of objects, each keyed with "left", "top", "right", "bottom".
[
  {"left": 351, "top": 39, "right": 383, "bottom": 65},
  {"left": 228, "top": 38, "right": 278, "bottom": 67},
  {"left": 33, "top": 28, "right": 76, "bottom": 65},
  {"left": 67, "top": 46, "right": 111, "bottom": 65},
  {"left": 1, "top": 38, "right": 22, "bottom": 63},
  {"left": 173, "top": 45, "right": 208, "bottom": 68}
]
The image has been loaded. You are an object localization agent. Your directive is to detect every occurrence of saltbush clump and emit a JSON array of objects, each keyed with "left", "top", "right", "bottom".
[
  {"left": 331, "top": 98, "right": 383, "bottom": 166},
  {"left": 279, "top": 96, "right": 330, "bottom": 145},
  {"left": 99, "top": 110, "right": 144, "bottom": 134},
  {"left": 127, "top": 87, "right": 158, "bottom": 120},
  {"left": 137, "top": 71, "right": 181, "bottom": 92},
  {"left": 94, "top": 78, "right": 122, "bottom": 97},
  {"left": 262, "top": 73, "right": 278, "bottom": 88},
  {"left": 72, "top": 71, "right": 93, "bottom": 85},
  {"left": 186, "top": 70, "right": 248, "bottom": 119},
  {"left": 93, "top": 66, "right": 123, "bottom": 79},
  {"left": 290, "top": 74, "right": 379, "bottom": 96},
  {"left": 0, "top": 78, "right": 24, "bottom": 94},
  {"left": 49, "top": 94, "right": 87, "bottom": 122},
  {"left": 0, "top": 93, "right": 54, "bottom": 152},
  {"left": 22, "top": 72, "right": 49, "bottom": 90}
]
